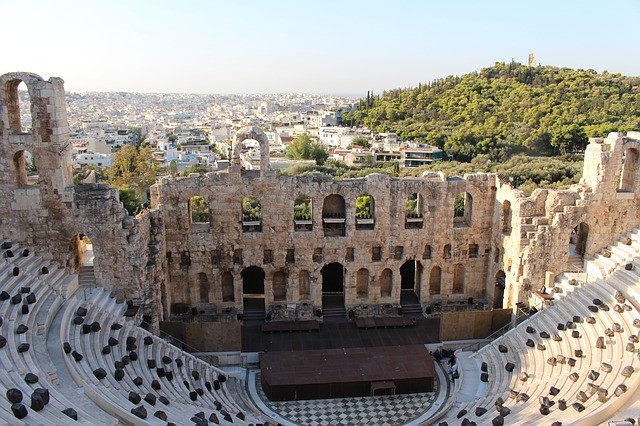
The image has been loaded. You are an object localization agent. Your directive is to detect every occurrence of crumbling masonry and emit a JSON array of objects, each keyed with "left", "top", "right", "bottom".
[{"left": 1, "top": 72, "right": 638, "bottom": 329}]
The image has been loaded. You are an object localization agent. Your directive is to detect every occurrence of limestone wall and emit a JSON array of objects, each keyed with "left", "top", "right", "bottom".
[
  {"left": 154, "top": 170, "right": 499, "bottom": 319},
  {"left": 0, "top": 73, "right": 165, "bottom": 330},
  {"left": 1, "top": 71, "right": 639, "bottom": 328}
]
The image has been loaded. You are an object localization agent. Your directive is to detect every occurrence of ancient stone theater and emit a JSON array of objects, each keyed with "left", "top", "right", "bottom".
[{"left": 1, "top": 71, "right": 639, "bottom": 425}]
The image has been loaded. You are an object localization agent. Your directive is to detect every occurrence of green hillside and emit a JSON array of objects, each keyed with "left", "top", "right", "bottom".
[{"left": 343, "top": 62, "right": 640, "bottom": 161}]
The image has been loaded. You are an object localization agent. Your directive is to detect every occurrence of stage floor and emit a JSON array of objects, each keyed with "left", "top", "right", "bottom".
[
  {"left": 261, "top": 345, "right": 435, "bottom": 401},
  {"left": 242, "top": 317, "right": 440, "bottom": 352}
]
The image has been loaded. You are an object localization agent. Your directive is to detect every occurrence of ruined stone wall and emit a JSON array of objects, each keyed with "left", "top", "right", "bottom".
[
  {"left": 153, "top": 169, "right": 498, "bottom": 319},
  {"left": 495, "top": 132, "right": 640, "bottom": 306},
  {"left": 1, "top": 71, "right": 639, "bottom": 328},
  {"left": 0, "top": 72, "right": 165, "bottom": 329},
  {"left": 154, "top": 131, "right": 639, "bottom": 321}
]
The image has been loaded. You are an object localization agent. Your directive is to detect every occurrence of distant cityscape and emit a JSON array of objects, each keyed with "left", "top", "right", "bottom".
[{"left": 18, "top": 90, "right": 444, "bottom": 179}]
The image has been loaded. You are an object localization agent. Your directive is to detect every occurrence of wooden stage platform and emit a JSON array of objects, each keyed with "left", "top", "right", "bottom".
[{"left": 260, "top": 344, "right": 435, "bottom": 401}]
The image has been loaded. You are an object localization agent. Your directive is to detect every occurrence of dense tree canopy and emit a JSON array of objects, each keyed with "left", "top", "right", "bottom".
[
  {"left": 106, "top": 145, "right": 159, "bottom": 214},
  {"left": 343, "top": 62, "right": 640, "bottom": 160},
  {"left": 286, "top": 133, "right": 328, "bottom": 164}
]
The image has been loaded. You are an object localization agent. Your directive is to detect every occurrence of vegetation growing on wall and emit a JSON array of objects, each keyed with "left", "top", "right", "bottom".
[{"left": 294, "top": 195, "right": 312, "bottom": 220}]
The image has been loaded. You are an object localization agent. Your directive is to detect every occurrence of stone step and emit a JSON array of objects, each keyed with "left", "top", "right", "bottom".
[
  {"left": 322, "top": 309, "right": 347, "bottom": 317},
  {"left": 401, "top": 304, "right": 423, "bottom": 311}
]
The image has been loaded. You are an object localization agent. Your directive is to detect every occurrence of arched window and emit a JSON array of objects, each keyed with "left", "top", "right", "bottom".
[
  {"left": 405, "top": 193, "right": 423, "bottom": 229},
  {"left": 453, "top": 264, "right": 465, "bottom": 293},
  {"left": 322, "top": 194, "right": 346, "bottom": 236},
  {"left": 453, "top": 192, "right": 473, "bottom": 226},
  {"left": 221, "top": 272, "right": 234, "bottom": 302},
  {"left": 502, "top": 200, "right": 512, "bottom": 234},
  {"left": 355, "top": 194, "right": 375, "bottom": 230},
  {"left": 198, "top": 272, "right": 209, "bottom": 303},
  {"left": 294, "top": 195, "right": 312, "bottom": 231},
  {"left": 4, "top": 79, "right": 33, "bottom": 134},
  {"left": 429, "top": 266, "right": 441, "bottom": 295},
  {"left": 356, "top": 268, "right": 369, "bottom": 298},
  {"left": 299, "top": 270, "right": 310, "bottom": 299},
  {"left": 443, "top": 244, "right": 452, "bottom": 259},
  {"left": 189, "top": 196, "right": 210, "bottom": 223},
  {"left": 13, "top": 150, "right": 36, "bottom": 187},
  {"left": 380, "top": 269, "right": 393, "bottom": 297},
  {"left": 422, "top": 244, "right": 432, "bottom": 259},
  {"left": 619, "top": 148, "right": 639, "bottom": 192},
  {"left": 230, "top": 126, "right": 271, "bottom": 176},
  {"left": 242, "top": 196, "right": 262, "bottom": 232},
  {"left": 273, "top": 271, "right": 287, "bottom": 302}
]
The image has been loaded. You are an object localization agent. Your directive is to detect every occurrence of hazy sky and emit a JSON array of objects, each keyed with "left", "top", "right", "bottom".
[{"left": 3, "top": 0, "right": 639, "bottom": 95}]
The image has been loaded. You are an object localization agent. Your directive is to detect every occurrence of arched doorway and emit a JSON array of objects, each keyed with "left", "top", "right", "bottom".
[
  {"left": 221, "top": 272, "right": 234, "bottom": 302},
  {"left": 400, "top": 260, "right": 422, "bottom": 292},
  {"left": 70, "top": 234, "right": 96, "bottom": 288},
  {"left": 273, "top": 271, "right": 287, "bottom": 302},
  {"left": 198, "top": 272, "right": 210, "bottom": 303},
  {"left": 452, "top": 264, "right": 465, "bottom": 294},
  {"left": 400, "top": 259, "right": 423, "bottom": 316},
  {"left": 321, "top": 262, "right": 345, "bottom": 319},
  {"left": 356, "top": 268, "right": 369, "bottom": 299},
  {"left": 242, "top": 266, "right": 265, "bottom": 322},
  {"left": 380, "top": 269, "right": 393, "bottom": 298},
  {"left": 494, "top": 270, "right": 506, "bottom": 309},
  {"left": 299, "top": 270, "right": 311, "bottom": 300},
  {"left": 569, "top": 223, "right": 588, "bottom": 270},
  {"left": 429, "top": 265, "right": 441, "bottom": 295}
]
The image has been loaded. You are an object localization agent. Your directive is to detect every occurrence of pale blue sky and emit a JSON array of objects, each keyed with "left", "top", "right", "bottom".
[{"left": 3, "top": 0, "right": 639, "bottom": 94}]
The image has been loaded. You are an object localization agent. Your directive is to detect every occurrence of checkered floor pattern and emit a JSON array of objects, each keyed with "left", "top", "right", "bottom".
[{"left": 255, "top": 374, "right": 437, "bottom": 426}]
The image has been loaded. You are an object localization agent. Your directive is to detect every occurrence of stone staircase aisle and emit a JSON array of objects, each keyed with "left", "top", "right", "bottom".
[
  {"left": 44, "top": 289, "right": 120, "bottom": 425},
  {"left": 400, "top": 290, "right": 424, "bottom": 317},
  {"left": 78, "top": 265, "right": 96, "bottom": 288},
  {"left": 321, "top": 295, "right": 347, "bottom": 321}
]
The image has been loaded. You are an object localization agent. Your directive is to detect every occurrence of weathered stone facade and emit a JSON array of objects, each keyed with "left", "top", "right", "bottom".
[
  {"left": 1, "top": 72, "right": 639, "bottom": 327},
  {"left": 0, "top": 72, "right": 165, "bottom": 329}
]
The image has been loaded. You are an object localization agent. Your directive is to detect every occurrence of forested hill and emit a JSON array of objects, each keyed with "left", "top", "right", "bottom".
[{"left": 342, "top": 62, "right": 640, "bottom": 161}]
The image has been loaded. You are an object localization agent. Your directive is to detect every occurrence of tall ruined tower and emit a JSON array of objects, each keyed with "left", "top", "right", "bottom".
[
  {"left": 0, "top": 72, "right": 165, "bottom": 327},
  {"left": 0, "top": 72, "right": 74, "bottom": 244}
]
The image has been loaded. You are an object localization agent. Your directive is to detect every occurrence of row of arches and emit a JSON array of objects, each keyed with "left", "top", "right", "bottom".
[
  {"left": 194, "top": 267, "right": 312, "bottom": 305},
  {"left": 187, "top": 191, "right": 483, "bottom": 233},
  {"left": 190, "top": 261, "right": 477, "bottom": 305}
]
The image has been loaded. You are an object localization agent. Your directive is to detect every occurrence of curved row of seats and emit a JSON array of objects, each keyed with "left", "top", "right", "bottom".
[
  {"left": 437, "top": 228, "right": 640, "bottom": 426},
  {"left": 60, "top": 283, "right": 275, "bottom": 425},
  {"left": 0, "top": 239, "right": 277, "bottom": 425},
  {"left": 0, "top": 240, "right": 96, "bottom": 424}
]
